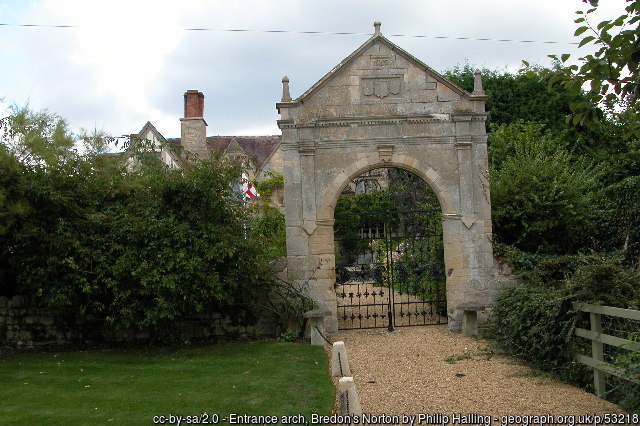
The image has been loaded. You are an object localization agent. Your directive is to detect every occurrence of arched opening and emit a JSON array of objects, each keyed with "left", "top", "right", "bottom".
[{"left": 333, "top": 167, "right": 446, "bottom": 330}]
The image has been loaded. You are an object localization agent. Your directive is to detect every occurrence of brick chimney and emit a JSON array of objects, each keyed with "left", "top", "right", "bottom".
[{"left": 180, "top": 90, "right": 208, "bottom": 158}]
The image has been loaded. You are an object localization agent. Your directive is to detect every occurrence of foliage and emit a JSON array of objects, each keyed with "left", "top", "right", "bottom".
[
  {"left": 334, "top": 168, "right": 441, "bottom": 251},
  {"left": 444, "top": 64, "right": 589, "bottom": 134},
  {"left": 543, "top": 1, "right": 640, "bottom": 137},
  {"left": 0, "top": 342, "right": 335, "bottom": 424},
  {"left": 596, "top": 175, "right": 640, "bottom": 263},
  {"left": 584, "top": 106, "right": 640, "bottom": 185},
  {"left": 257, "top": 278, "right": 314, "bottom": 339},
  {"left": 335, "top": 188, "right": 398, "bottom": 216},
  {"left": 384, "top": 223, "right": 446, "bottom": 314},
  {"left": 0, "top": 106, "right": 280, "bottom": 342},
  {"left": 334, "top": 190, "right": 399, "bottom": 261},
  {"left": 489, "top": 121, "right": 600, "bottom": 253},
  {"left": 0, "top": 103, "right": 120, "bottom": 165},
  {"left": 565, "top": 261, "right": 640, "bottom": 309},
  {"left": 446, "top": 64, "right": 639, "bottom": 172},
  {"left": 279, "top": 327, "right": 300, "bottom": 342},
  {"left": 250, "top": 205, "right": 286, "bottom": 261},
  {"left": 487, "top": 283, "right": 581, "bottom": 379},
  {"left": 493, "top": 243, "right": 600, "bottom": 285},
  {"left": 488, "top": 265, "right": 640, "bottom": 407},
  {"left": 385, "top": 167, "right": 440, "bottom": 211},
  {"left": 333, "top": 168, "right": 445, "bottom": 310},
  {"left": 609, "top": 333, "right": 640, "bottom": 413},
  {"left": 0, "top": 104, "right": 75, "bottom": 167},
  {"left": 487, "top": 120, "right": 570, "bottom": 170},
  {"left": 255, "top": 171, "right": 284, "bottom": 200}
]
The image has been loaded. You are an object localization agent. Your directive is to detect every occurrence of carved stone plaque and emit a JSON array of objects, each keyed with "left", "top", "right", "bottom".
[
  {"left": 362, "top": 76, "right": 401, "bottom": 98},
  {"left": 371, "top": 55, "right": 390, "bottom": 67}
]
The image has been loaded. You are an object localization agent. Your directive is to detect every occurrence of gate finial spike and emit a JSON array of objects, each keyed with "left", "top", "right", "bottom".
[{"left": 374, "top": 21, "right": 381, "bottom": 35}]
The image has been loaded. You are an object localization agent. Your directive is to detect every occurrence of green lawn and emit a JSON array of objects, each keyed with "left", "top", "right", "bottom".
[{"left": 0, "top": 341, "right": 335, "bottom": 425}]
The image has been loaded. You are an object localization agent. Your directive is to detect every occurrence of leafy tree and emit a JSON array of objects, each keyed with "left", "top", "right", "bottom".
[
  {"left": 488, "top": 120, "right": 570, "bottom": 170},
  {"left": 250, "top": 205, "right": 286, "bottom": 260},
  {"left": 489, "top": 121, "right": 600, "bottom": 253},
  {"left": 445, "top": 64, "right": 619, "bottom": 163},
  {"left": 385, "top": 167, "right": 440, "bottom": 211},
  {"left": 444, "top": 64, "right": 589, "bottom": 134},
  {"left": 595, "top": 175, "right": 640, "bottom": 262},
  {"left": 545, "top": 0, "right": 640, "bottom": 137},
  {"left": 0, "top": 104, "right": 75, "bottom": 166},
  {"left": 0, "top": 106, "right": 279, "bottom": 342}
]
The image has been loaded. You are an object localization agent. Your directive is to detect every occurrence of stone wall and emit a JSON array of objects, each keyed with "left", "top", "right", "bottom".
[
  {"left": 0, "top": 296, "right": 75, "bottom": 347},
  {"left": 0, "top": 295, "right": 273, "bottom": 348}
]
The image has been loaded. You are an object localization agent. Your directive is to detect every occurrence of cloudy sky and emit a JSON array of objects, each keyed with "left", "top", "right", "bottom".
[{"left": 0, "top": 0, "right": 628, "bottom": 139}]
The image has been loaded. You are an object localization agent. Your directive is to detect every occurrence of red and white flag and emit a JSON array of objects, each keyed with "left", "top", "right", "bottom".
[{"left": 241, "top": 173, "right": 259, "bottom": 199}]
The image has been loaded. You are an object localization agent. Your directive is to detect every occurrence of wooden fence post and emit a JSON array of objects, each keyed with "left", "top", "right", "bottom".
[
  {"left": 590, "top": 311, "right": 606, "bottom": 398},
  {"left": 573, "top": 303, "right": 640, "bottom": 400}
]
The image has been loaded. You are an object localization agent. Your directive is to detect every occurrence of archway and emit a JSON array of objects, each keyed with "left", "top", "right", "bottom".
[
  {"left": 275, "top": 24, "right": 497, "bottom": 333},
  {"left": 334, "top": 166, "right": 446, "bottom": 330}
]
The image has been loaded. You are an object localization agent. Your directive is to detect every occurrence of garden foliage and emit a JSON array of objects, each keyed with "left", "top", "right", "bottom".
[
  {"left": 488, "top": 284, "right": 578, "bottom": 376},
  {"left": 0, "top": 108, "right": 282, "bottom": 342},
  {"left": 545, "top": 0, "right": 640, "bottom": 138},
  {"left": 457, "top": 1, "right": 640, "bottom": 408},
  {"left": 489, "top": 121, "right": 599, "bottom": 253},
  {"left": 444, "top": 64, "right": 585, "bottom": 133}
]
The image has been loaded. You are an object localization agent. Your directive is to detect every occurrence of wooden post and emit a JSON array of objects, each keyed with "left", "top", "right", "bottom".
[
  {"left": 573, "top": 303, "right": 640, "bottom": 400},
  {"left": 590, "top": 311, "right": 606, "bottom": 398}
]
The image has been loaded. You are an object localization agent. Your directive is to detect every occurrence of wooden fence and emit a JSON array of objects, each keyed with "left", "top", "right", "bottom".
[{"left": 573, "top": 303, "right": 640, "bottom": 398}]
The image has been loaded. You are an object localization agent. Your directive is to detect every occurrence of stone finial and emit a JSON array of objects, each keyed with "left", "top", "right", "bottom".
[
  {"left": 473, "top": 69, "right": 485, "bottom": 95},
  {"left": 373, "top": 21, "right": 381, "bottom": 35},
  {"left": 281, "top": 76, "right": 292, "bottom": 102}
]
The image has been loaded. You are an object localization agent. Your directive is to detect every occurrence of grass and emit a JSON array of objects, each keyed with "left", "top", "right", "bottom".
[
  {"left": 443, "top": 351, "right": 473, "bottom": 364},
  {"left": 0, "top": 341, "right": 335, "bottom": 425}
]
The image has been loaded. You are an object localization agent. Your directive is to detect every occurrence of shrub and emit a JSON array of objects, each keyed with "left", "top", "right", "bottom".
[
  {"left": 489, "top": 121, "right": 600, "bottom": 253},
  {"left": 610, "top": 333, "right": 640, "bottom": 413},
  {"left": 597, "top": 176, "right": 640, "bottom": 264},
  {"left": 487, "top": 283, "right": 580, "bottom": 378},
  {"left": 493, "top": 242, "right": 599, "bottom": 286},
  {"left": 250, "top": 205, "right": 286, "bottom": 261},
  {"left": 566, "top": 261, "right": 640, "bottom": 309},
  {"left": 0, "top": 144, "right": 278, "bottom": 342}
]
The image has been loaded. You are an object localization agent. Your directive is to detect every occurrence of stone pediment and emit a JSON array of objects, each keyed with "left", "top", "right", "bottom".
[{"left": 277, "top": 27, "right": 487, "bottom": 124}]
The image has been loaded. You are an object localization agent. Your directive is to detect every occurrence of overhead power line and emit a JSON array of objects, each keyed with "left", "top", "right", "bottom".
[{"left": 0, "top": 22, "right": 579, "bottom": 45}]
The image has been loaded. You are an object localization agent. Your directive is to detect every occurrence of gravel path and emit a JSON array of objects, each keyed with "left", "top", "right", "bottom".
[{"left": 331, "top": 325, "right": 627, "bottom": 422}]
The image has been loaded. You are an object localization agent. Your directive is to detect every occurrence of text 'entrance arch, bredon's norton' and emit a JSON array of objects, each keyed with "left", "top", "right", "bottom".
[{"left": 276, "top": 22, "right": 498, "bottom": 333}]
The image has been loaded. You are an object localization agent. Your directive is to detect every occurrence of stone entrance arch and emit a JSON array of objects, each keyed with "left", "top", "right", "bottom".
[{"left": 276, "top": 23, "right": 496, "bottom": 333}]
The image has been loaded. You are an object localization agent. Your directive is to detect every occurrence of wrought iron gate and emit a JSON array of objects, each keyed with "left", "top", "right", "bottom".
[{"left": 334, "top": 209, "right": 446, "bottom": 330}]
